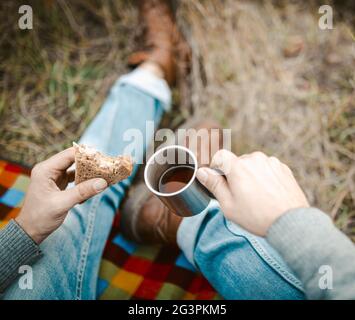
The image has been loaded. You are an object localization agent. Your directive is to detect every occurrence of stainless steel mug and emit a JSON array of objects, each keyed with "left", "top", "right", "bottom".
[{"left": 144, "top": 145, "right": 213, "bottom": 217}]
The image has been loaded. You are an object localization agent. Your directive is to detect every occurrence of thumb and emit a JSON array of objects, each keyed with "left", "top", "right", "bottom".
[
  {"left": 59, "top": 178, "right": 108, "bottom": 210},
  {"left": 196, "top": 167, "right": 233, "bottom": 205}
]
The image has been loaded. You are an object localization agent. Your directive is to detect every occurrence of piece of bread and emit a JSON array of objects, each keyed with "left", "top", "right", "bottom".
[{"left": 73, "top": 142, "right": 133, "bottom": 185}]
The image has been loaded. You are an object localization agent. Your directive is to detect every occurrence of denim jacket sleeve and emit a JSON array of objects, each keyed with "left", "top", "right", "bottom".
[{"left": 267, "top": 207, "right": 355, "bottom": 299}]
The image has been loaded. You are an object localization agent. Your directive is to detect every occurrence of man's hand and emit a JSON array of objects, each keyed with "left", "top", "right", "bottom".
[
  {"left": 196, "top": 150, "right": 309, "bottom": 236},
  {"left": 15, "top": 147, "right": 108, "bottom": 244}
]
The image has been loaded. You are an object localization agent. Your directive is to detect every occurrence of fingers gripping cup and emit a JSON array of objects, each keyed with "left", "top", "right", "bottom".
[{"left": 144, "top": 145, "right": 213, "bottom": 217}]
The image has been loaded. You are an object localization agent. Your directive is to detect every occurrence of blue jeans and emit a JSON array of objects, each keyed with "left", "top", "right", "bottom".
[
  {"left": 178, "top": 200, "right": 304, "bottom": 299},
  {"left": 4, "top": 69, "right": 304, "bottom": 300}
]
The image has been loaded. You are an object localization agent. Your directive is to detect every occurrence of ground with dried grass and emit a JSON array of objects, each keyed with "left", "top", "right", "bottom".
[{"left": 0, "top": 0, "right": 354, "bottom": 240}]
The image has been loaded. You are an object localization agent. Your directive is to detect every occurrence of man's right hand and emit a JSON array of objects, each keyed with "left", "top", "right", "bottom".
[
  {"left": 15, "top": 148, "right": 108, "bottom": 244},
  {"left": 196, "top": 150, "right": 310, "bottom": 236}
]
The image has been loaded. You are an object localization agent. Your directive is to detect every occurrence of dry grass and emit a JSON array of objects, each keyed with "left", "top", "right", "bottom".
[
  {"left": 0, "top": 0, "right": 138, "bottom": 164},
  {"left": 178, "top": 0, "right": 355, "bottom": 239},
  {"left": 0, "top": 0, "right": 354, "bottom": 239}
]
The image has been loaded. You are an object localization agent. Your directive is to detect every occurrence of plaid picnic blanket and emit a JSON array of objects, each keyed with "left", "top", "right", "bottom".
[{"left": 0, "top": 160, "right": 219, "bottom": 300}]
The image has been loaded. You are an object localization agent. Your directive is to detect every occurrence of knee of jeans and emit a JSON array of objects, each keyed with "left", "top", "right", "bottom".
[
  {"left": 193, "top": 209, "right": 244, "bottom": 267},
  {"left": 193, "top": 211, "right": 305, "bottom": 299},
  {"left": 194, "top": 212, "right": 249, "bottom": 267}
]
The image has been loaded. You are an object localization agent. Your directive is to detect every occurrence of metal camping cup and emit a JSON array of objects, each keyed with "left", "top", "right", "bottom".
[{"left": 144, "top": 145, "right": 213, "bottom": 217}]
